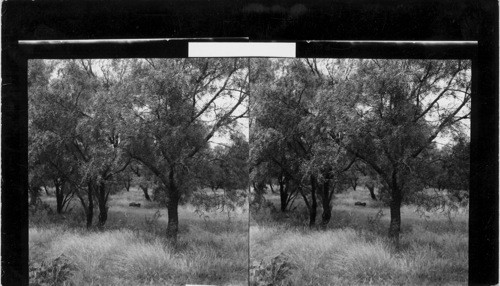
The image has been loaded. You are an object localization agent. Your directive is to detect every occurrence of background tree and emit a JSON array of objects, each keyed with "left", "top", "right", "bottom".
[
  {"left": 29, "top": 59, "right": 131, "bottom": 228},
  {"left": 128, "top": 163, "right": 157, "bottom": 201},
  {"left": 192, "top": 132, "right": 250, "bottom": 215},
  {"left": 250, "top": 59, "right": 319, "bottom": 223},
  {"left": 418, "top": 136, "right": 470, "bottom": 207},
  {"left": 442, "top": 135, "right": 470, "bottom": 201},
  {"left": 301, "top": 140, "right": 356, "bottom": 229},
  {"left": 354, "top": 161, "right": 383, "bottom": 201}
]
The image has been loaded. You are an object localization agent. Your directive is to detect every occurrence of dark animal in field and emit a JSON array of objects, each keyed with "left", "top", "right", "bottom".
[
  {"left": 354, "top": 202, "right": 367, "bottom": 206},
  {"left": 129, "top": 202, "right": 141, "bottom": 207}
]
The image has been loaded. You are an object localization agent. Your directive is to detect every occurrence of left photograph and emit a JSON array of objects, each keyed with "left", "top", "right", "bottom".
[{"left": 28, "top": 58, "right": 250, "bottom": 285}]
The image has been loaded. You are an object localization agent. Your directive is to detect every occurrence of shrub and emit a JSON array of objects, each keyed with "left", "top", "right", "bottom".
[
  {"left": 250, "top": 253, "right": 295, "bottom": 286},
  {"left": 144, "top": 209, "right": 163, "bottom": 236},
  {"left": 29, "top": 255, "right": 75, "bottom": 286},
  {"left": 367, "top": 209, "right": 385, "bottom": 233},
  {"left": 29, "top": 202, "right": 54, "bottom": 226}
]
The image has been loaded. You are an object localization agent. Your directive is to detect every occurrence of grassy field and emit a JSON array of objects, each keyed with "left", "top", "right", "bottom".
[
  {"left": 29, "top": 187, "right": 249, "bottom": 286},
  {"left": 250, "top": 187, "right": 468, "bottom": 286}
]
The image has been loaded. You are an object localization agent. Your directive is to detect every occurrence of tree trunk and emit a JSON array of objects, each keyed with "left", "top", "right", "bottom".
[
  {"left": 86, "top": 182, "right": 94, "bottom": 229},
  {"left": 367, "top": 183, "right": 377, "bottom": 201},
  {"left": 55, "top": 180, "right": 63, "bottom": 214},
  {"left": 97, "top": 181, "right": 108, "bottom": 230},
  {"left": 251, "top": 182, "right": 263, "bottom": 207},
  {"left": 140, "top": 185, "right": 151, "bottom": 201},
  {"left": 279, "top": 176, "right": 288, "bottom": 212},
  {"left": 56, "top": 193, "right": 64, "bottom": 214},
  {"left": 309, "top": 175, "right": 317, "bottom": 228},
  {"left": 388, "top": 186, "right": 402, "bottom": 249},
  {"left": 350, "top": 178, "right": 358, "bottom": 191},
  {"left": 166, "top": 170, "right": 179, "bottom": 245},
  {"left": 166, "top": 194, "right": 179, "bottom": 245},
  {"left": 29, "top": 185, "right": 41, "bottom": 206},
  {"left": 320, "top": 180, "right": 332, "bottom": 230},
  {"left": 124, "top": 177, "right": 132, "bottom": 192}
]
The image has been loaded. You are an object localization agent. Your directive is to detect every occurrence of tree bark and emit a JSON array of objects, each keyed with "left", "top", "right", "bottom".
[
  {"left": 86, "top": 181, "right": 94, "bottom": 229},
  {"left": 309, "top": 175, "right": 317, "bottom": 228},
  {"left": 388, "top": 186, "right": 402, "bottom": 249},
  {"left": 251, "top": 182, "right": 263, "bottom": 207},
  {"left": 97, "top": 181, "right": 108, "bottom": 229},
  {"left": 55, "top": 179, "right": 64, "bottom": 214},
  {"left": 140, "top": 185, "right": 151, "bottom": 201},
  {"left": 320, "top": 180, "right": 332, "bottom": 230},
  {"left": 166, "top": 194, "right": 179, "bottom": 245},
  {"left": 166, "top": 169, "right": 179, "bottom": 245},
  {"left": 29, "top": 185, "right": 41, "bottom": 206},
  {"left": 279, "top": 175, "right": 289, "bottom": 212}
]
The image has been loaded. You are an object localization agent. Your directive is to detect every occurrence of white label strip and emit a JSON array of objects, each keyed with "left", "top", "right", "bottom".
[{"left": 189, "top": 42, "right": 296, "bottom": 57}]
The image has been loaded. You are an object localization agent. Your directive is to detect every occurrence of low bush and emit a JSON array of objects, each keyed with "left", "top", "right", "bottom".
[
  {"left": 29, "top": 254, "right": 75, "bottom": 286},
  {"left": 250, "top": 253, "right": 295, "bottom": 286}
]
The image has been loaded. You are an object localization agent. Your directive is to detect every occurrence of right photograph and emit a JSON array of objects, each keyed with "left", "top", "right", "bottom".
[{"left": 249, "top": 58, "right": 471, "bottom": 285}]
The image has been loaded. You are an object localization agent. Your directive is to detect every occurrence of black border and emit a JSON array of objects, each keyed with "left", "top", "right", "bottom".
[{"left": 2, "top": 1, "right": 498, "bottom": 285}]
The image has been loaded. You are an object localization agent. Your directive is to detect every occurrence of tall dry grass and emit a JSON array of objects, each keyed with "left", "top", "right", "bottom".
[
  {"left": 29, "top": 188, "right": 248, "bottom": 286},
  {"left": 250, "top": 224, "right": 467, "bottom": 285},
  {"left": 30, "top": 223, "right": 248, "bottom": 285},
  {"left": 250, "top": 189, "right": 468, "bottom": 286}
]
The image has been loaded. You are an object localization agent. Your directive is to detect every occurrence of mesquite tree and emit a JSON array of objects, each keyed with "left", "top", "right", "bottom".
[
  {"left": 122, "top": 58, "right": 249, "bottom": 244},
  {"left": 28, "top": 59, "right": 131, "bottom": 228},
  {"left": 250, "top": 58, "right": 470, "bottom": 241},
  {"left": 250, "top": 59, "right": 319, "bottom": 224},
  {"left": 251, "top": 59, "right": 358, "bottom": 228},
  {"left": 328, "top": 59, "right": 471, "bottom": 246}
]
